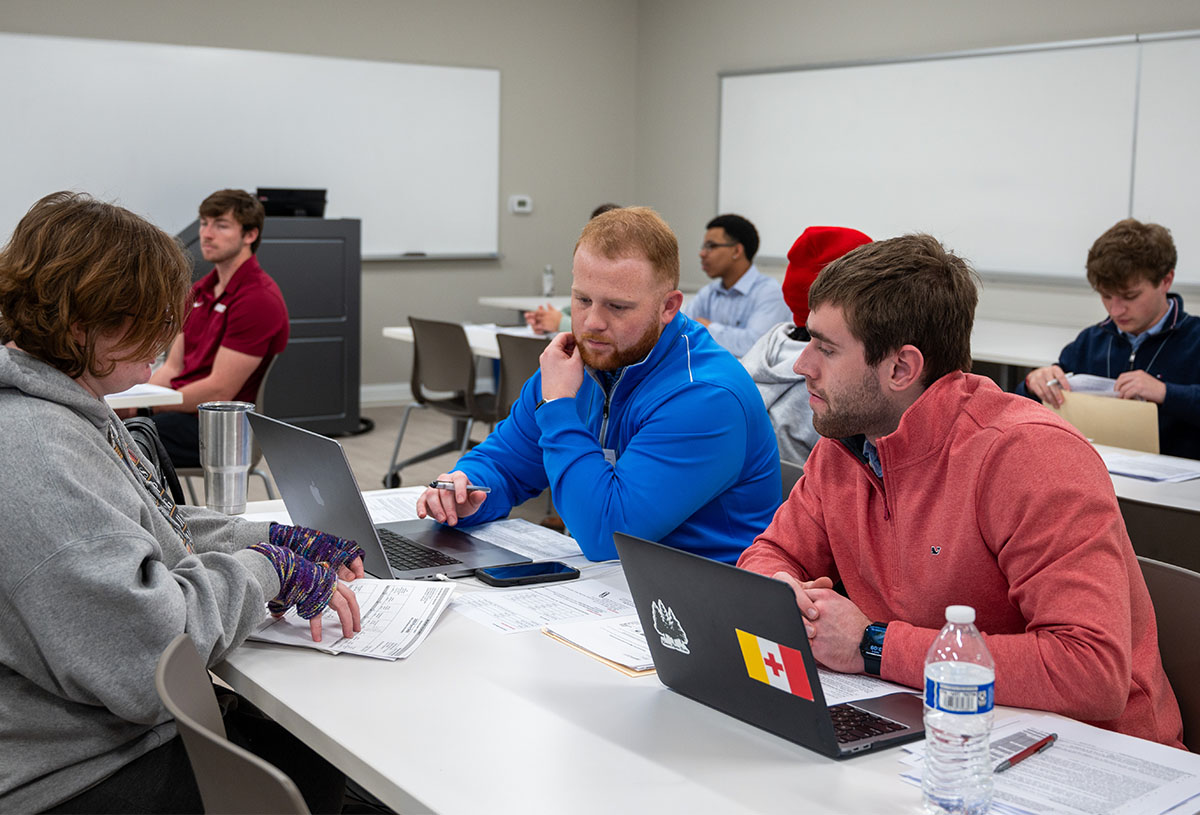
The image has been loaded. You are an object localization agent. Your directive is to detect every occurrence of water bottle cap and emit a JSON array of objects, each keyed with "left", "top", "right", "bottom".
[{"left": 945, "top": 604, "right": 975, "bottom": 624}]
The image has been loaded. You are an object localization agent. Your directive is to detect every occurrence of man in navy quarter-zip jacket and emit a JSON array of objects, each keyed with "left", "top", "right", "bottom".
[
  {"left": 416, "top": 207, "right": 781, "bottom": 563},
  {"left": 1018, "top": 218, "right": 1200, "bottom": 459}
]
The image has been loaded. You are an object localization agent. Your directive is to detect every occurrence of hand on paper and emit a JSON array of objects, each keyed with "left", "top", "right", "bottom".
[
  {"left": 1026, "top": 364, "right": 1071, "bottom": 407},
  {"left": 416, "top": 471, "right": 487, "bottom": 526},
  {"left": 311, "top": 581, "right": 362, "bottom": 643},
  {"left": 539, "top": 332, "right": 584, "bottom": 400},
  {"left": 1115, "top": 369, "right": 1166, "bottom": 403}
]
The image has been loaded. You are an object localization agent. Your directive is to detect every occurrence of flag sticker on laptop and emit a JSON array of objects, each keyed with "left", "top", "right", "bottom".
[{"left": 736, "top": 629, "right": 814, "bottom": 701}]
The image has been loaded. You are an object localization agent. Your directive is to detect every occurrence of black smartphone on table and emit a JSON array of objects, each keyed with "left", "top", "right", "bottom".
[{"left": 474, "top": 561, "right": 581, "bottom": 587}]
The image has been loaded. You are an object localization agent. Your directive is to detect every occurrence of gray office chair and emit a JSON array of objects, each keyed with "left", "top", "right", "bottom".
[
  {"left": 1137, "top": 556, "right": 1200, "bottom": 752},
  {"left": 496, "top": 332, "right": 551, "bottom": 419},
  {"left": 780, "top": 459, "right": 804, "bottom": 501},
  {"left": 180, "top": 356, "right": 279, "bottom": 504},
  {"left": 383, "top": 317, "right": 499, "bottom": 488},
  {"left": 154, "top": 634, "right": 310, "bottom": 814}
]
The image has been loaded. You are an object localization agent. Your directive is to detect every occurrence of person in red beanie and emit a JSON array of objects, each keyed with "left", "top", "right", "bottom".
[{"left": 741, "top": 226, "right": 872, "bottom": 465}]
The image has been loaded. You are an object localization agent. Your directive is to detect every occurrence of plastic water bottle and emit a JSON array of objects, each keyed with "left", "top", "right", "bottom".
[
  {"left": 541, "top": 264, "right": 555, "bottom": 297},
  {"left": 922, "top": 605, "right": 995, "bottom": 815}
]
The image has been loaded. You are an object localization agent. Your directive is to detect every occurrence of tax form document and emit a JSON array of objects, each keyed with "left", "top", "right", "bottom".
[
  {"left": 899, "top": 714, "right": 1200, "bottom": 815},
  {"left": 249, "top": 578, "right": 454, "bottom": 660}
]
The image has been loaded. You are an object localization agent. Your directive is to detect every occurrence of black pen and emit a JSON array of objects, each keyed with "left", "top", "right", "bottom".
[
  {"left": 428, "top": 480, "right": 491, "bottom": 494},
  {"left": 994, "top": 732, "right": 1057, "bottom": 773}
]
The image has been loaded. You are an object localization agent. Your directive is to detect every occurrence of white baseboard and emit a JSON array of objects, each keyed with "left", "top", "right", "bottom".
[
  {"left": 360, "top": 383, "right": 411, "bottom": 407},
  {"left": 360, "top": 377, "right": 496, "bottom": 408}
]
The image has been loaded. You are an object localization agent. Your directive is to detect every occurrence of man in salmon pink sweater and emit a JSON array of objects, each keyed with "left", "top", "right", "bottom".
[{"left": 737, "top": 233, "right": 1184, "bottom": 748}]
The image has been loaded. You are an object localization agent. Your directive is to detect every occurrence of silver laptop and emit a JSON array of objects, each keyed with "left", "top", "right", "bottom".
[
  {"left": 615, "top": 532, "right": 925, "bottom": 758},
  {"left": 248, "top": 413, "right": 530, "bottom": 579}
]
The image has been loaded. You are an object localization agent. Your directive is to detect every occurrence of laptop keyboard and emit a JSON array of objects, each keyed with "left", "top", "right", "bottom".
[
  {"left": 828, "top": 703, "right": 908, "bottom": 743},
  {"left": 377, "top": 528, "right": 464, "bottom": 570}
]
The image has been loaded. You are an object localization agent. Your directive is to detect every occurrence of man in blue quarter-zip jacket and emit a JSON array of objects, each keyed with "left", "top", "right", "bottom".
[
  {"left": 1018, "top": 219, "right": 1200, "bottom": 459},
  {"left": 416, "top": 206, "right": 781, "bottom": 562}
]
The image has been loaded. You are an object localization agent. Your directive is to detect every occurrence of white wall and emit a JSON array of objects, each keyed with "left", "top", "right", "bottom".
[
  {"left": 5, "top": 0, "right": 1200, "bottom": 394},
  {"left": 0, "top": 0, "right": 639, "bottom": 400},
  {"left": 635, "top": 0, "right": 1200, "bottom": 329}
]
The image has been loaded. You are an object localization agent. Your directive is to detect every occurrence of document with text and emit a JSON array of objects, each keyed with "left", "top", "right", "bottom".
[
  {"left": 453, "top": 579, "right": 635, "bottom": 634},
  {"left": 899, "top": 714, "right": 1200, "bottom": 815},
  {"left": 544, "top": 613, "right": 655, "bottom": 675},
  {"left": 249, "top": 578, "right": 455, "bottom": 660}
]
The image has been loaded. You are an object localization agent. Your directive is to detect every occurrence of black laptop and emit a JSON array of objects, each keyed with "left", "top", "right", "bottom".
[
  {"left": 614, "top": 532, "right": 925, "bottom": 758},
  {"left": 248, "top": 413, "right": 530, "bottom": 579}
]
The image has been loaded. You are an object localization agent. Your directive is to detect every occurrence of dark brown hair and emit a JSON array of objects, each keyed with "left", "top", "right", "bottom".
[
  {"left": 809, "top": 233, "right": 979, "bottom": 388},
  {"left": 200, "top": 188, "right": 266, "bottom": 253},
  {"left": 1086, "top": 219, "right": 1176, "bottom": 292},
  {"left": 0, "top": 191, "right": 191, "bottom": 378},
  {"left": 575, "top": 206, "right": 680, "bottom": 289}
]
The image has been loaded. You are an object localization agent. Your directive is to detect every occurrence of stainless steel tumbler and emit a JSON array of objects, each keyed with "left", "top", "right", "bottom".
[{"left": 197, "top": 401, "right": 255, "bottom": 514}]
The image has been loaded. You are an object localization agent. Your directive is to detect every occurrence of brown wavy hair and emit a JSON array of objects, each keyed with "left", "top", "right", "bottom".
[
  {"left": 810, "top": 233, "right": 979, "bottom": 388},
  {"left": 1086, "top": 219, "right": 1176, "bottom": 292},
  {"left": 575, "top": 205, "right": 680, "bottom": 289},
  {"left": 200, "top": 189, "right": 265, "bottom": 254},
  {"left": 0, "top": 191, "right": 192, "bottom": 379}
]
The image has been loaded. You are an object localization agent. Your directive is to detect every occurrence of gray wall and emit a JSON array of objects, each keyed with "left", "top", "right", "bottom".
[
  {"left": 0, "top": 0, "right": 638, "bottom": 403},
  {"left": 635, "top": 0, "right": 1200, "bottom": 327},
  {"left": 5, "top": 0, "right": 1200, "bottom": 399}
]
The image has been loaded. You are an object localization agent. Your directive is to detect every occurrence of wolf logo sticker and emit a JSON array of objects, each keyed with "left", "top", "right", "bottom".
[{"left": 652, "top": 598, "right": 689, "bottom": 654}]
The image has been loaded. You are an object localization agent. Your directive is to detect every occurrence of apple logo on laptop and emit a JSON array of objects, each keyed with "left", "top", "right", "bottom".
[{"left": 309, "top": 481, "right": 325, "bottom": 506}]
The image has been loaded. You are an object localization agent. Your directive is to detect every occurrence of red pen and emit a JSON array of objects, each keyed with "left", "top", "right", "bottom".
[{"left": 994, "top": 732, "right": 1057, "bottom": 773}]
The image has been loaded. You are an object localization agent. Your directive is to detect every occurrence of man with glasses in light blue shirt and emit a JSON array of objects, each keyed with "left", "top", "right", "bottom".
[{"left": 685, "top": 214, "right": 791, "bottom": 357}]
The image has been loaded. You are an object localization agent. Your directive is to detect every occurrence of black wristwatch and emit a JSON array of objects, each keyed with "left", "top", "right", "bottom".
[{"left": 859, "top": 622, "right": 887, "bottom": 676}]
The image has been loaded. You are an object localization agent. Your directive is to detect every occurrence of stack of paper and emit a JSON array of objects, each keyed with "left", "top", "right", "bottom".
[
  {"left": 544, "top": 614, "right": 656, "bottom": 676},
  {"left": 249, "top": 578, "right": 454, "bottom": 660},
  {"left": 1100, "top": 451, "right": 1200, "bottom": 483}
]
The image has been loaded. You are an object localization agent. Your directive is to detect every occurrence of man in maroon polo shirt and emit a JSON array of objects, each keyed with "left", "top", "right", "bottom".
[{"left": 148, "top": 189, "right": 289, "bottom": 467}]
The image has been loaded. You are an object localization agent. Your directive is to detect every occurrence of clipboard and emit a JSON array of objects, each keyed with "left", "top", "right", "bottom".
[{"left": 1050, "top": 391, "right": 1159, "bottom": 454}]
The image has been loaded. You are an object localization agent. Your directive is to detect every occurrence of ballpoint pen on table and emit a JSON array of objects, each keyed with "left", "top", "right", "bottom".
[{"left": 994, "top": 732, "right": 1057, "bottom": 773}]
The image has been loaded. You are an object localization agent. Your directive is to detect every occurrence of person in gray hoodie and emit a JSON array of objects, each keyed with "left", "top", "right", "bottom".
[
  {"left": 740, "top": 226, "right": 872, "bottom": 467},
  {"left": 0, "top": 192, "right": 364, "bottom": 813}
]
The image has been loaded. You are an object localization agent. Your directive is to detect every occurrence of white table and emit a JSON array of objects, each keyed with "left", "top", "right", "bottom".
[
  {"left": 969, "top": 318, "right": 1079, "bottom": 369},
  {"left": 104, "top": 383, "right": 183, "bottom": 410},
  {"left": 478, "top": 295, "right": 572, "bottom": 313},
  {"left": 1096, "top": 444, "right": 1200, "bottom": 573},
  {"left": 383, "top": 324, "right": 551, "bottom": 360},
  {"left": 215, "top": 503, "right": 922, "bottom": 814}
]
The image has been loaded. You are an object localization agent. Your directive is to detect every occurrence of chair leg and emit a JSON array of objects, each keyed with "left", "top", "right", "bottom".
[
  {"left": 250, "top": 467, "right": 277, "bottom": 500},
  {"left": 183, "top": 474, "right": 200, "bottom": 505},
  {"left": 383, "top": 403, "right": 423, "bottom": 488},
  {"left": 458, "top": 419, "right": 475, "bottom": 455}
]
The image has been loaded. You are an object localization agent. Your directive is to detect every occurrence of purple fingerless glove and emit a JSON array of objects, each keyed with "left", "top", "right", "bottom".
[
  {"left": 268, "top": 523, "right": 366, "bottom": 573},
  {"left": 249, "top": 542, "right": 338, "bottom": 620}
]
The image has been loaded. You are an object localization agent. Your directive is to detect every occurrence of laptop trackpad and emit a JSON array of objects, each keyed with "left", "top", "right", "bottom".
[
  {"left": 386, "top": 519, "right": 529, "bottom": 563},
  {"left": 851, "top": 691, "right": 925, "bottom": 730}
]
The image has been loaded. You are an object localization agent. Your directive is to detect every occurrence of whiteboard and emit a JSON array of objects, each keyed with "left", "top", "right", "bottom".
[
  {"left": 0, "top": 33, "right": 499, "bottom": 258},
  {"left": 719, "top": 42, "right": 1145, "bottom": 280},
  {"left": 1132, "top": 37, "right": 1200, "bottom": 282}
]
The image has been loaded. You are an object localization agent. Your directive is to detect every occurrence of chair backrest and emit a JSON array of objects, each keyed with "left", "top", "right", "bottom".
[
  {"left": 780, "top": 459, "right": 804, "bottom": 501},
  {"left": 496, "top": 333, "right": 551, "bottom": 419},
  {"left": 249, "top": 355, "right": 279, "bottom": 470},
  {"left": 155, "top": 634, "right": 310, "bottom": 814},
  {"left": 408, "top": 317, "right": 479, "bottom": 407},
  {"left": 1137, "top": 556, "right": 1200, "bottom": 752}
]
